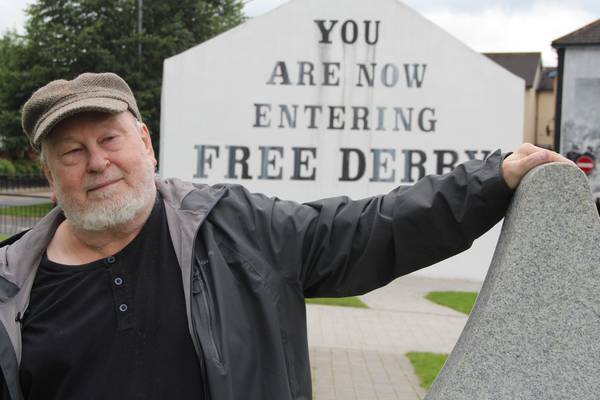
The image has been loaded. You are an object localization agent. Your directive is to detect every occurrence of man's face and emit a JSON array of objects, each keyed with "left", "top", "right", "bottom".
[{"left": 42, "top": 111, "right": 157, "bottom": 231}]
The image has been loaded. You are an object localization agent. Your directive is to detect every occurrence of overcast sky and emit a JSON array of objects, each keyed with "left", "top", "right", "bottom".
[{"left": 2, "top": 0, "right": 598, "bottom": 66}]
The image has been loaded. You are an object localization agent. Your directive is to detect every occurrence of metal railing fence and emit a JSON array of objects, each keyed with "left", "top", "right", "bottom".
[{"left": 0, "top": 174, "right": 53, "bottom": 237}]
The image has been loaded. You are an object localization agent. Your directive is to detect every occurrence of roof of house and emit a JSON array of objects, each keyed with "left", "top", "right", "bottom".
[
  {"left": 483, "top": 52, "right": 541, "bottom": 88},
  {"left": 538, "top": 67, "right": 557, "bottom": 91},
  {"left": 552, "top": 19, "right": 600, "bottom": 47}
]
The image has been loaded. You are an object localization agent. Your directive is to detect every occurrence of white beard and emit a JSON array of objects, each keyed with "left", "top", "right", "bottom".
[{"left": 54, "top": 158, "right": 156, "bottom": 231}]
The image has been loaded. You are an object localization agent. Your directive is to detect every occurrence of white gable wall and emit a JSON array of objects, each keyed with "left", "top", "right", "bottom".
[{"left": 160, "top": 0, "right": 524, "bottom": 281}]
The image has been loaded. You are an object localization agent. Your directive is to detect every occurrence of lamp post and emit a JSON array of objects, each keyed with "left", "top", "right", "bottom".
[{"left": 137, "top": 0, "right": 143, "bottom": 59}]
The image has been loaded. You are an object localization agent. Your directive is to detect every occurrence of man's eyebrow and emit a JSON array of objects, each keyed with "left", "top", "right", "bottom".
[{"left": 47, "top": 135, "right": 81, "bottom": 151}]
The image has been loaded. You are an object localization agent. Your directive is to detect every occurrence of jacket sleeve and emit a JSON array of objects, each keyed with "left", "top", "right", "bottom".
[{"left": 216, "top": 150, "right": 513, "bottom": 298}]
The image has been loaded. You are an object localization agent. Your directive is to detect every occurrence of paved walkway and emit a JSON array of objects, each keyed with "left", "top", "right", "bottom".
[{"left": 307, "top": 275, "right": 482, "bottom": 400}]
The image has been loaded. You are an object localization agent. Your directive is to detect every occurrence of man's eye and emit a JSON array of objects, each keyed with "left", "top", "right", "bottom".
[
  {"left": 103, "top": 135, "right": 121, "bottom": 145},
  {"left": 63, "top": 148, "right": 81, "bottom": 156}
]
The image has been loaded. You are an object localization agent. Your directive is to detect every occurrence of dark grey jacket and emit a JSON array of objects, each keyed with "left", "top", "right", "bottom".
[{"left": 0, "top": 151, "right": 512, "bottom": 400}]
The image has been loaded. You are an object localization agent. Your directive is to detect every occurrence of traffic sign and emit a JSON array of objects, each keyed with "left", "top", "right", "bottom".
[{"left": 576, "top": 155, "right": 595, "bottom": 175}]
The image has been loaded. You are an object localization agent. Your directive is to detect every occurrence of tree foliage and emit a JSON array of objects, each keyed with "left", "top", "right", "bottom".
[{"left": 0, "top": 0, "right": 245, "bottom": 159}]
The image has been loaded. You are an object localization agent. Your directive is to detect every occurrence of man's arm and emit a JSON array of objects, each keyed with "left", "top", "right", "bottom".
[
  {"left": 299, "top": 150, "right": 511, "bottom": 297},
  {"left": 214, "top": 144, "right": 571, "bottom": 298},
  {"left": 298, "top": 144, "right": 573, "bottom": 296}
]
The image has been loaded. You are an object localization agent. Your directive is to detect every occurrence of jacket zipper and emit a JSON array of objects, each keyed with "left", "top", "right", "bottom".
[
  {"left": 192, "top": 264, "right": 223, "bottom": 366},
  {"left": 190, "top": 233, "right": 211, "bottom": 400}
]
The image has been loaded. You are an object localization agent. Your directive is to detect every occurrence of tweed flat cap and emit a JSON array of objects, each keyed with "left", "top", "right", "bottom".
[{"left": 22, "top": 72, "right": 142, "bottom": 146}]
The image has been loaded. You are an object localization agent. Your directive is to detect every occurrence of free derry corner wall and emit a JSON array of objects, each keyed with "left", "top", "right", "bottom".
[{"left": 159, "top": 0, "right": 523, "bottom": 281}]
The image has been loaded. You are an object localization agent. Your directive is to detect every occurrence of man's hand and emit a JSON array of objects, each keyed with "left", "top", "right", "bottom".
[{"left": 502, "top": 143, "right": 576, "bottom": 189}]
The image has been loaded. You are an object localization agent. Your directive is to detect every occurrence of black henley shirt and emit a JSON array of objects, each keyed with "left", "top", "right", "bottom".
[{"left": 19, "top": 193, "right": 205, "bottom": 399}]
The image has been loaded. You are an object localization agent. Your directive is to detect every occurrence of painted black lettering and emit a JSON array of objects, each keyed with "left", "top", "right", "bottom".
[
  {"left": 258, "top": 146, "right": 284, "bottom": 180},
  {"left": 393, "top": 107, "right": 413, "bottom": 132},
  {"left": 322, "top": 62, "right": 341, "bottom": 86},
  {"left": 382, "top": 63, "right": 399, "bottom": 87},
  {"left": 341, "top": 20, "right": 358, "bottom": 44},
  {"left": 253, "top": 103, "right": 271, "bottom": 128},
  {"left": 225, "top": 146, "right": 252, "bottom": 179},
  {"left": 434, "top": 150, "right": 459, "bottom": 174},
  {"left": 315, "top": 20, "right": 338, "bottom": 44},
  {"left": 298, "top": 61, "right": 315, "bottom": 86},
  {"left": 340, "top": 148, "right": 366, "bottom": 181},
  {"left": 351, "top": 107, "right": 370, "bottom": 130},
  {"left": 356, "top": 63, "right": 376, "bottom": 87},
  {"left": 364, "top": 20, "right": 380, "bottom": 45},
  {"left": 370, "top": 149, "right": 396, "bottom": 182},
  {"left": 291, "top": 147, "right": 317, "bottom": 180},
  {"left": 418, "top": 108, "right": 436, "bottom": 132},
  {"left": 278, "top": 104, "right": 298, "bottom": 128},
  {"left": 304, "top": 105, "right": 323, "bottom": 129},
  {"left": 328, "top": 106, "right": 345, "bottom": 130},
  {"left": 401, "top": 150, "right": 426, "bottom": 183},
  {"left": 266, "top": 61, "right": 291, "bottom": 85},
  {"left": 193, "top": 145, "right": 220, "bottom": 179},
  {"left": 404, "top": 64, "right": 427, "bottom": 88}
]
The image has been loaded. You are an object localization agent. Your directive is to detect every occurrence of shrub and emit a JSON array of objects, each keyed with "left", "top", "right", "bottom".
[
  {"left": 13, "top": 159, "right": 42, "bottom": 175},
  {"left": 0, "top": 159, "right": 16, "bottom": 175}
]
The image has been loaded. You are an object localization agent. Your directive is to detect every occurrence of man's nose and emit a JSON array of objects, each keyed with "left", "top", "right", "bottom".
[{"left": 87, "top": 148, "right": 111, "bottom": 172}]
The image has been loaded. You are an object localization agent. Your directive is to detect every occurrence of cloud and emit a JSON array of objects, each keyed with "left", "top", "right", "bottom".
[
  {"left": 244, "top": 0, "right": 597, "bottom": 66},
  {"left": 244, "top": 0, "right": 289, "bottom": 17},
  {"left": 421, "top": 2, "right": 596, "bottom": 66},
  {"left": 1, "top": 0, "right": 597, "bottom": 68},
  {"left": 0, "top": 0, "right": 31, "bottom": 34}
]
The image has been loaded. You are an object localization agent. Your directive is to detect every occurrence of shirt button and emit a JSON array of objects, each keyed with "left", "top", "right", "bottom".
[
  {"left": 119, "top": 304, "right": 128, "bottom": 312},
  {"left": 106, "top": 256, "right": 116, "bottom": 264},
  {"left": 114, "top": 277, "right": 123, "bottom": 286}
]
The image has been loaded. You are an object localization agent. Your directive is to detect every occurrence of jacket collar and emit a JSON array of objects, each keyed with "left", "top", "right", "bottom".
[{"left": 0, "top": 207, "right": 64, "bottom": 301}]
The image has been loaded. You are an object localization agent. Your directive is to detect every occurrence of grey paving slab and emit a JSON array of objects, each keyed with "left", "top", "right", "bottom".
[
  {"left": 426, "top": 163, "right": 600, "bottom": 400},
  {"left": 309, "top": 347, "right": 425, "bottom": 400},
  {"left": 307, "top": 275, "right": 482, "bottom": 399},
  {"left": 360, "top": 276, "right": 482, "bottom": 316},
  {"left": 307, "top": 303, "right": 467, "bottom": 354}
]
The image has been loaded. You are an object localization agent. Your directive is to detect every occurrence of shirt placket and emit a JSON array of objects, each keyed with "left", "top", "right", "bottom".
[{"left": 105, "top": 255, "right": 135, "bottom": 331}]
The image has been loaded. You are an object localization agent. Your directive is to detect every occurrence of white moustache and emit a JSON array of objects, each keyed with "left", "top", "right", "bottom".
[{"left": 84, "top": 175, "right": 124, "bottom": 192}]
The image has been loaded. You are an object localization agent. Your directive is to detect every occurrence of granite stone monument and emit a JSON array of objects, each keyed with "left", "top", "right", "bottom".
[{"left": 425, "top": 162, "right": 600, "bottom": 399}]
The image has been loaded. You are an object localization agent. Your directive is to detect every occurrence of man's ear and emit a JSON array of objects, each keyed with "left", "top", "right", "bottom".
[
  {"left": 139, "top": 122, "right": 157, "bottom": 168},
  {"left": 41, "top": 162, "right": 57, "bottom": 203}
]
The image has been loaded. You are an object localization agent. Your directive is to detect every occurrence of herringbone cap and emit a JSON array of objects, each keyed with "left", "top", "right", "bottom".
[{"left": 22, "top": 72, "right": 142, "bottom": 147}]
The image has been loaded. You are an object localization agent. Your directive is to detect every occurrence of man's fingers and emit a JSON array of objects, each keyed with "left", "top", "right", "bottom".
[
  {"left": 548, "top": 151, "right": 576, "bottom": 166},
  {"left": 516, "top": 142, "right": 541, "bottom": 156},
  {"left": 504, "top": 142, "right": 580, "bottom": 189},
  {"left": 518, "top": 150, "right": 551, "bottom": 173}
]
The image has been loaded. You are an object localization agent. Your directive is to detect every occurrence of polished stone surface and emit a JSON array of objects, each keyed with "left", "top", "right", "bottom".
[{"left": 425, "top": 163, "right": 600, "bottom": 400}]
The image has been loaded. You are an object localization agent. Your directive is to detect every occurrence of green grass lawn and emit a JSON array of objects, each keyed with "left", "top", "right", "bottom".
[
  {"left": 305, "top": 296, "right": 368, "bottom": 308},
  {"left": 0, "top": 203, "right": 54, "bottom": 217},
  {"left": 425, "top": 291, "right": 478, "bottom": 315},
  {"left": 406, "top": 291, "right": 478, "bottom": 389},
  {"left": 406, "top": 351, "right": 448, "bottom": 390},
  {"left": 0, "top": 235, "right": 8, "bottom": 241}
]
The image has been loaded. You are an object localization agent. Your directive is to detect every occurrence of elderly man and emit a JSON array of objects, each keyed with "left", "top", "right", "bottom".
[{"left": 0, "top": 72, "right": 569, "bottom": 400}]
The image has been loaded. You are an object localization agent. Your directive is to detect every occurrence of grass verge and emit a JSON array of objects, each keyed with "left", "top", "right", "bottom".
[
  {"left": 425, "top": 291, "right": 478, "bottom": 315},
  {"left": 0, "top": 203, "right": 54, "bottom": 217},
  {"left": 406, "top": 351, "right": 448, "bottom": 390},
  {"left": 305, "top": 296, "right": 368, "bottom": 308}
]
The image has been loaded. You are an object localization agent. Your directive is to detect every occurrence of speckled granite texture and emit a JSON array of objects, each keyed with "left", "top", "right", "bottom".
[{"left": 425, "top": 163, "right": 600, "bottom": 400}]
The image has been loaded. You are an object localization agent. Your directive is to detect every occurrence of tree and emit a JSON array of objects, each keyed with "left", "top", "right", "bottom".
[
  {"left": 0, "top": 0, "right": 245, "bottom": 159},
  {"left": 0, "top": 32, "right": 31, "bottom": 158}
]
